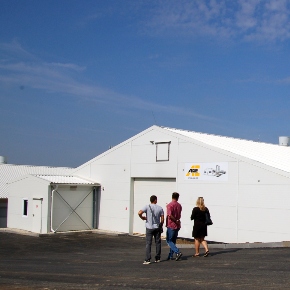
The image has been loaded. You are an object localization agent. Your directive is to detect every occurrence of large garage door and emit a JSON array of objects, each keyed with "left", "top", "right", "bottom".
[
  {"left": 133, "top": 178, "right": 176, "bottom": 235},
  {"left": 51, "top": 185, "right": 94, "bottom": 232}
]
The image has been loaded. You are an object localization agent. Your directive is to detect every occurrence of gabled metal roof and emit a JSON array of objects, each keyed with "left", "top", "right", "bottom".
[
  {"left": 34, "top": 175, "right": 99, "bottom": 185},
  {"left": 0, "top": 164, "right": 74, "bottom": 198},
  {"left": 164, "top": 127, "right": 290, "bottom": 173}
]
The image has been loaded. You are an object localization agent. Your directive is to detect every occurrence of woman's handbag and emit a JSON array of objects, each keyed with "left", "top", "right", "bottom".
[{"left": 205, "top": 211, "right": 213, "bottom": 226}]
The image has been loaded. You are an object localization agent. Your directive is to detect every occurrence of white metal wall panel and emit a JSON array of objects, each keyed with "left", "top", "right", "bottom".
[
  {"left": 131, "top": 144, "right": 157, "bottom": 163},
  {"left": 96, "top": 181, "right": 131, "bottom": 233},
  {"left": 133, "top": 178, "right": 176, "bottom": 235},
  {"left": 239, "top": 185, "right": 290, "bottom": 209},
  {"left": 74, "top": 144, "right": 132, "bottom": 234},
  {"left": 236, "top": 161, "right": 290, "bottom": 242},
  {"left": 238, "top": 184, "right": 290, "bottom": 243},
  {"left": 131, "top": 163, "right": 176, "bottom": 178},
  {"left": 98, "top": 199, "right": 129, "bottom": 220},
  {"left": 238, "top": 207, "right": 290, "bottom": 243},
  {"left": 177, "top": 141, "right": 237, "bottom": 163},
  {"left": 89, "top": 164, "right": 130, "bottom": 182},
  {"left": 177, "top": 183, "right": 238, "bottom": 243},
  {"left": 8, "top": 175, "right": 49, "bottom": 233},
  {"left": 82, "top": 163, "right": 131, "bottom": 234},
  {"left": 131, "top": 129, "right": 178, "bottom": 164},
  {"left": 239, "top": 161, "right": 290, "bottom": 185}
]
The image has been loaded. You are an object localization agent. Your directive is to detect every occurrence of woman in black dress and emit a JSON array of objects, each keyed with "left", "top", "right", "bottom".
[{"left": 190, "top": 197, "right": 210, "bottom": 257}]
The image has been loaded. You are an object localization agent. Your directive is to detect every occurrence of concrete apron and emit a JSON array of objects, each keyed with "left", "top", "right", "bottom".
[
  {"left": 177, "top": 241, "right": 290, "bottom": 249},
  {"left": 1, "top": 228, "right": 290, "bottom": 249}
]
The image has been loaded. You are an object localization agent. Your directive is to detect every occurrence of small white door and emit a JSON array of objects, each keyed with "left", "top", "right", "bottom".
[{"left": 32, "top": 198, "right": 42, "bottom": 233}]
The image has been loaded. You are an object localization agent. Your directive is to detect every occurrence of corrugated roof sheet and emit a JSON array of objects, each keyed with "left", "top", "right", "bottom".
[
  {"left": 164, "top": 127, "right": 290, "bottom": 173},
  {"left": 35, "top": 175, "right": 98, "bottom": 185},
  {"left": 0, "top": 164, "right": 74, "bottom": 198}
]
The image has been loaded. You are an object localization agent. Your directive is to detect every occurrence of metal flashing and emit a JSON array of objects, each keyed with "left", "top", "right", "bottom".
[{"left": 34, "top": 175, "right": 99, "bottom": 185}]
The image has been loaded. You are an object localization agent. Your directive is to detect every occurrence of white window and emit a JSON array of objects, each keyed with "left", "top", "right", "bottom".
[{"left": 156, "top": 141, "right": 171, "bottom": 161}]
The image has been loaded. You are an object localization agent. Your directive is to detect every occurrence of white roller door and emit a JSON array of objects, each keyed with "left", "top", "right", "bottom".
[{"left": 133, "top": 178, "right": 176, "bottom": 235}]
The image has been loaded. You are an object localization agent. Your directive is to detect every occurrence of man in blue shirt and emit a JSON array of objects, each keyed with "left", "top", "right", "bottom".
[{"left": 138, "top": 195, "right": 164, "bottom": 264}]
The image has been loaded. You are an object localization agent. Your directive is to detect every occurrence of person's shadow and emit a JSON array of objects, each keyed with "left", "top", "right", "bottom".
[
  {"left": 207, "top": 248, "right": 242, "bottom": 256},
  {"left": 181, "top": 248, "right": 242, "bottom": 260}
]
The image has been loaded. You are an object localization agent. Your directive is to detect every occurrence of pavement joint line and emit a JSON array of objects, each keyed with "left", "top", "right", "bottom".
[{"left": 1, "top": 228, "right": 290, "bottom": 248}]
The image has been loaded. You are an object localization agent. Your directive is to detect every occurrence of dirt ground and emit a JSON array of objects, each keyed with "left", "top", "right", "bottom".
[{"left": 1, "top": 231, "right": 290, "bottom": 289}]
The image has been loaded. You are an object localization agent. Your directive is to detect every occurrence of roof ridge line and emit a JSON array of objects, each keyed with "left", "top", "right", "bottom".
[{"left": 163, "top": 127, "right": 277, "bottom": 146}]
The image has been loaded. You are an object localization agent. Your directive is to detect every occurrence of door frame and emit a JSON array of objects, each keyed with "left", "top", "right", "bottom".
[{"left": 32, "top": 198, "right": 43, "bottom": 233}]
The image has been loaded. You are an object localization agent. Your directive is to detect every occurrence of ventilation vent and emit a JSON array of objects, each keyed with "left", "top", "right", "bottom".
[{"left": 279, "top": 136, "right": 290, "bottom": 146}]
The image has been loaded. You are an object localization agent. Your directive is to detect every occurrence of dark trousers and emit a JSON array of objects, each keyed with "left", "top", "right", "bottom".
[{"left": 145, "top": 228, "right": 161, "bottom": 261}]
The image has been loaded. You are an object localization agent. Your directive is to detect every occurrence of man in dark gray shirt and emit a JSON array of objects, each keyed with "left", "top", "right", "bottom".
[{"left": 138, "top": 195, "right": 164, "bottom": 264}]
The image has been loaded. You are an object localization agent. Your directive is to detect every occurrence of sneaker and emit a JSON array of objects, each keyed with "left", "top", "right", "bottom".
[
  {"left": 143, "top": 260, "right": 151, "bottom": 265},
  {"left": 176, "top": 252, "right": 182, "bottom": 261},
  {"left": 166, "top": 255, "right": 174, "bottom": 261},
  {"left": 155, "top": 259, "right": 161, "bottom": 263}
]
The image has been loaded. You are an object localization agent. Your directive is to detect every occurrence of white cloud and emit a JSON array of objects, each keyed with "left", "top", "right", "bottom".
[
  {"left": 49, "top": 63, "right": 86, "bottom": 71},
  {"left": 277, "top": 76, "right": 290, "bottom": 84},
  {"left": 144, "top": 0, "right": 290, "bottom": 43},
  {"left": 0, "top": 39, "right": 38, "bottom": 61},
  {"left": 0, "top": 41, "right": 216, "bottom": 122}
]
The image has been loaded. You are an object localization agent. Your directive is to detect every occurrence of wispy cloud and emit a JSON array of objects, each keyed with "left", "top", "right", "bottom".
[
  {"left": 0, "top": 41, "right": 216, "bottom": 121},
  {"left": 0, "top": 39, "right": 39, "bottom": 61},
  {"left": 144, "top": 0, "right": 290, "bottom": 43},
  {"left": 277, "top": 76, "right": 290, "bottom": 84}
]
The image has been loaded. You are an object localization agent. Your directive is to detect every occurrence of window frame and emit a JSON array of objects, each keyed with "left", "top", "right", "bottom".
[
  {"left": 155, "top": 141, "right": 171, "bottom": 162},
  {"left": 22, "top": 198, "right": 28, "bottom": 217}
]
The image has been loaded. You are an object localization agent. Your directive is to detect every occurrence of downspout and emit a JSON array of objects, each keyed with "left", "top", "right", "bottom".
[
  {"left": 50, "top": 184, "right": 58, "bottom": 233},
  {"left": 236, "top": 161, "right": 239, "bottom": 243}
]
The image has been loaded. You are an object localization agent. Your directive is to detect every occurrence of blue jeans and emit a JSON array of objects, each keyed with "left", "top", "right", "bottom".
[
  {"left": 166, "top": 227, "right": 180, "bottom": 258},
  {"left": 145, "top": 228, "right": 161, "bottom": 261}
]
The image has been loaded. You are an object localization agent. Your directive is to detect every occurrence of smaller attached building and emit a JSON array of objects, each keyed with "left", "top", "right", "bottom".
[
  {"left": 8, "top": 175, "right": 100, "bottom": 234},
  {"left": 0, "top": 163, "right": 73, "bottom": 228}
]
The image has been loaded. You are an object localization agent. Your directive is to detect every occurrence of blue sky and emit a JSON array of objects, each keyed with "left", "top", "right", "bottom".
[{"left": 1, "top": 0, "right": 290, "bottom": 167}]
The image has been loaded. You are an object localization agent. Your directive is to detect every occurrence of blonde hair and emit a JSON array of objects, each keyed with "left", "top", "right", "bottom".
[{"left": 196, "top": 197, "right": 206, "bottom": 211}]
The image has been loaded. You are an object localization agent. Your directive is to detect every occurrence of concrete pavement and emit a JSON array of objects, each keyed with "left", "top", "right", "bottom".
[{"left": 0, "top": 231, "right": 290, "bottom": 289}]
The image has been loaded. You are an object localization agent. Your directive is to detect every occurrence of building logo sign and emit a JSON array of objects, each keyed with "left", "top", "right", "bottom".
[
  {"left": 185, "top": 162, "right": 228, "bottom": 181},
  {"left": 186, "top": 165, "right": 200, "bottom": 177}
]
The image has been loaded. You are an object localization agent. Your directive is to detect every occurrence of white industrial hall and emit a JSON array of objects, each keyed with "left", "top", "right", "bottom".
[{"left": 3, "top": 125, "right": 290, "bottom": 244}]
